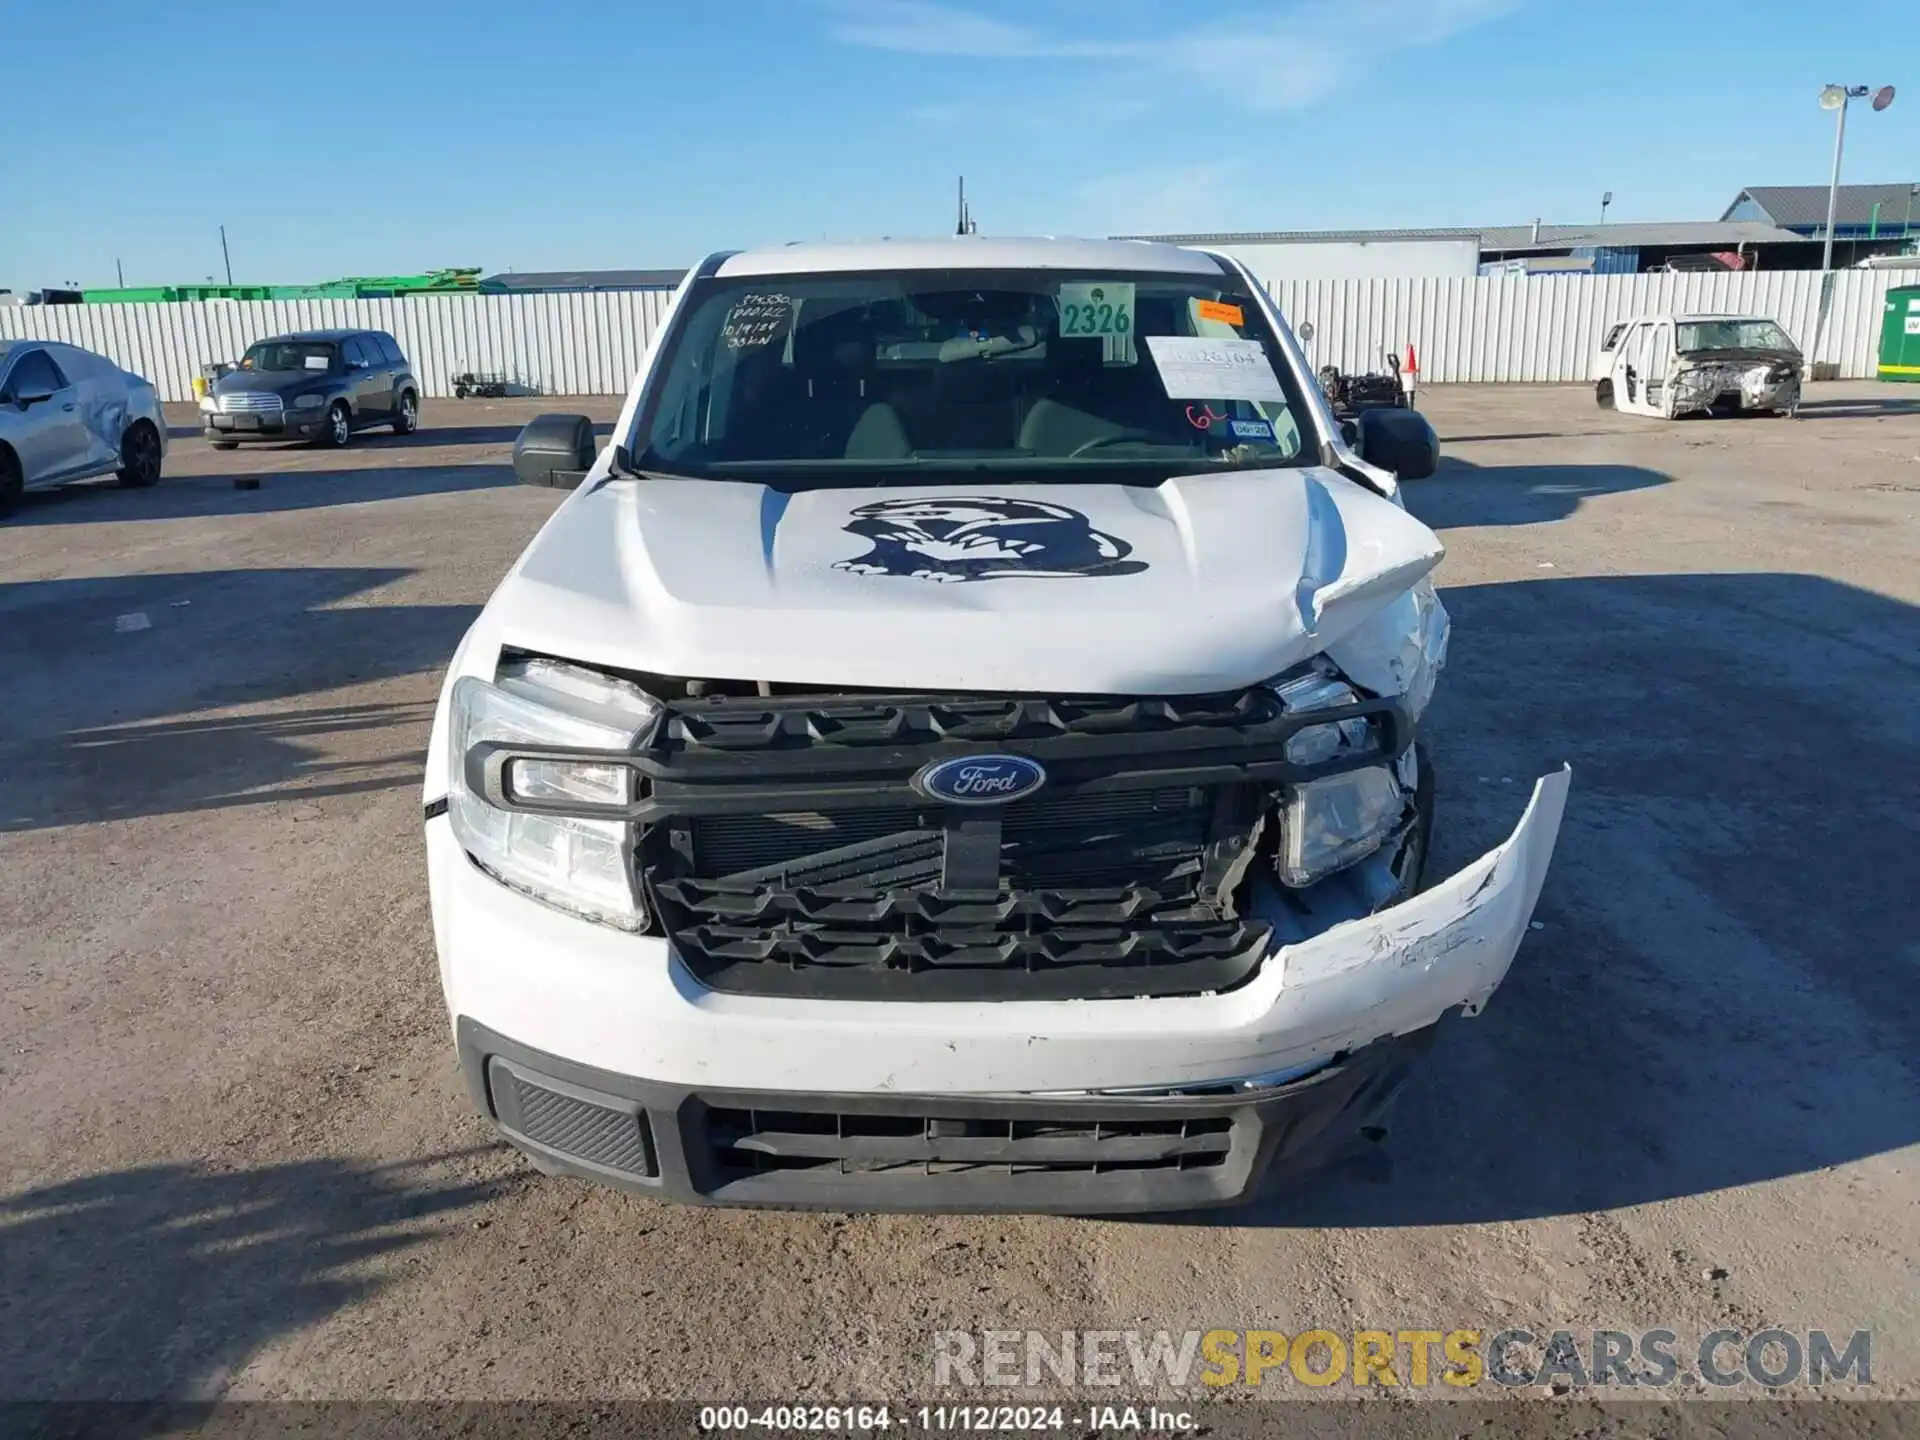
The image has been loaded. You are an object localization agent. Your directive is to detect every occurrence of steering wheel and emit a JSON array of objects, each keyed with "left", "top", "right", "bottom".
[{"left": 1067, "top": 430, "right": 1173, "bottom": 458}]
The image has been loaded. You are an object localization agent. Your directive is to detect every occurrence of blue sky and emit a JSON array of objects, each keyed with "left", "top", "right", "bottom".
[{"left": 3, "top": 0, "right": 1915, "bottom": 289}]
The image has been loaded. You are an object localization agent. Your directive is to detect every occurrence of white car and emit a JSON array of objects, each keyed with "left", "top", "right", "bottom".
[
  {"left": 1594, "top": 313, "right": 1802, "bottom": 419},
  {"left": 424, "top": 237, "right": 1569, "bottom": 1213},
  {"left": 0, "top": 340, "right": 168, "bottom": 517}
]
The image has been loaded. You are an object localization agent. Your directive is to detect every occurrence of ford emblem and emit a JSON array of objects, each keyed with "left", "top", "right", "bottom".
[{"left": 914, "top": 754, "right": 1047, "bottom": 806}]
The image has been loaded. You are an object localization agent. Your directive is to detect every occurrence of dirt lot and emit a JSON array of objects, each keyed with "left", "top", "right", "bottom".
[{"left": 1, "top": 385, "right": 1916, "bottom": 1409}]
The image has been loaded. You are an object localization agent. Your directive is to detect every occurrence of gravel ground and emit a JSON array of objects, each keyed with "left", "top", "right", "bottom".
[{"left": 1, "top": 385, "right": 1915, "bottom": 1411}]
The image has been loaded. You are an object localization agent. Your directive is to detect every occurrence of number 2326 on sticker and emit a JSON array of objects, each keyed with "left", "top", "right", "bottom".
[{"left": 1058, "top": 282, "right": 1134, "bottom": 337}]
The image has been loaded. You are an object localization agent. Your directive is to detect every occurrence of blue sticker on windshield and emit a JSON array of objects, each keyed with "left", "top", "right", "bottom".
[{"left": 1230, "top": 418, "right": 1276, "bottom": 442}]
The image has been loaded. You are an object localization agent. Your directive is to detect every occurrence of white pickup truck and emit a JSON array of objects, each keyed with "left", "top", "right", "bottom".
[{"left": 424, "top": 237, "right": 1568, "bottom": 1213}]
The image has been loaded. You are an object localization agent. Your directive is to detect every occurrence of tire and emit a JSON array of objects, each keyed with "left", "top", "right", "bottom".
[
  {"left": 211, "top": 440, "right": 239, "bottom": 451},
  {"left": 0, "top": 447, "right": 22, "bottom": 520},
  {"left": 1404, "top": 742, "right": 1437, "bottom": 893},
  {"left": 115, "top": 419, "right": 164, "bottom": 488},
  {"left": 392, "top": 390, "right": 419, "bottom": 435},
  {"left": 317, "top": 401, "right": 351, "bottom": 449},
  {"left": 1595, "top": 379, "right": 1615, "bottom": 409}
]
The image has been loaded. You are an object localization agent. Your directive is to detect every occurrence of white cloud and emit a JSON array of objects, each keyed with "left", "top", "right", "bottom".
[
  {"left": 1067, "top": 159, "right": 1253, "bottom": 237},
  {"left": 827, "top": 0, "right": 1523, "bottom": 111},
  {"left": 830, "top": 0, "right": 1051, "bottom": 56}
]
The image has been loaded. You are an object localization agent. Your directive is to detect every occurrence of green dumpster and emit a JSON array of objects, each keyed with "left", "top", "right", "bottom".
[{"left": 1881, "top": 283, "right": 1920, "bottom": 382}]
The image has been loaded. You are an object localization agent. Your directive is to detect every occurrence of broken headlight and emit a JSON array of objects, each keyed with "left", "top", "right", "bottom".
[
  {"left": 448, "top": 658, "right": 660, "bottom": 930},
  {"left": 1269, "top": 661, "right": 1372, "bottom": 766},
  {"left": 1277, "top": 765, "right": 1404, "bottom": 888},
  {"left": 1269, "top": 659, "right": 1408, "bottom": 888}
]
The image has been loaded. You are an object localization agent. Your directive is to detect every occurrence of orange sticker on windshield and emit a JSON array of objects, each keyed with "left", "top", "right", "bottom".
[{"left": 1196, "top": 299, "right": 1244, "bottom": 326}]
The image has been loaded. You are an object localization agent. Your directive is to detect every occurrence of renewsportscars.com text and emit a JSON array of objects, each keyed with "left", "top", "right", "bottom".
[{"left": 932, "top": 1328, "right": 1873, "bottom": 1390}]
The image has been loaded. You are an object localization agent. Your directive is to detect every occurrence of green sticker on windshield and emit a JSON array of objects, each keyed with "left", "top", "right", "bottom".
[
  {"left": 1058, "top": 282, "right": 1133, "bottom": 338},
  {"left": 1058, "top": 282, "right": 1135, "bottom": 363}
]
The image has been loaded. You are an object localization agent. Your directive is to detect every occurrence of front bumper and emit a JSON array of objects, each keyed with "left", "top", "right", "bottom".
[
  {"left": 459, "top": 1014, "right": 1436, "bottom": 1213},
  {"left": 429, "top": 767, "right": 1569, "bottom": 1206},
  {"left": 203, "top": 409, "right": 323, "bottom": 441}
]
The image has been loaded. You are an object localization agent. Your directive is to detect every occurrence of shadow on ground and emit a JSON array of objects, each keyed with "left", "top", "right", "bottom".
[
  {"left": 1402, "top": 456, "right": 1670, "bottom": 529},
  {"left": 1176, "top": 571, "right": 1920, "bottom": 1227},
  {"left": 10, "top": 463, "right": 520, "bottom": 524},
  {"left": 0, "top": 568, "right": 476, "bottom": 830},
  {"left": 347, "top": 419, "right": 616, "bottom": 449},
  {"left": 1793, "top": 395, "right": 1920, "bottom": 419},
  {"left": 0, "top": 1152, "right": 511, "bottom": 1399}
]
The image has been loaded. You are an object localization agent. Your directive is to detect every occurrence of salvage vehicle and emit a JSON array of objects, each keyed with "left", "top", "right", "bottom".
[
  {"left": 0, "top": 340, "right": 167, "bottom": 518},
  {"left": 201, "top": 328, "right": 419, "bottom": 448},
  {"left": 1595, "top": 313, "right": 1802, "bottom": 418},
  {"left": 424, "top": 237, "right": 1570, "bottom": 1213}
]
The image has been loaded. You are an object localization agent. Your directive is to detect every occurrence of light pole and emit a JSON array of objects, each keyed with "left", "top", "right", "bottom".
[
  {"left": 1819, "top": 84, "right": 1895, "bottom": 271},
  {"left": 1600, "top": 191, "right": 1612, "bottom": 225}
]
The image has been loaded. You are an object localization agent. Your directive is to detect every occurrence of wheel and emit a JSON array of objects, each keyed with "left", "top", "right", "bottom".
[
  {"left": 211, "top": 440, "right": 239, "bottom": 451},
  {"left": 392, "top": 390, "right": 419, "bottom": 435},
  {"left": 317, "top": 401, "right": 351, "bottom": 449},
  {"left": 115, "top": 420, "right": 163, "bottom": 488},
  {"left": 0, "top": 447, "right": 22, "bottom": 519},
  {"left": 1595, "top": 379, "right": 1614, "bottom": 410},
  {"left": 453, "top": 383, "right": 469, "bottom": 400}
]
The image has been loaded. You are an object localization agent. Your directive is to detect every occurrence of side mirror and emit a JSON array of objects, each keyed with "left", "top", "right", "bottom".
[
  {"left": 1355, "top": 406, "right": 1439, "bottom": 481},
  {"left": 512, "top": 413, "right": 597, "bottom": 490},
  {"left": 16, "top": 389, "right": 54, "bottom": 409}
]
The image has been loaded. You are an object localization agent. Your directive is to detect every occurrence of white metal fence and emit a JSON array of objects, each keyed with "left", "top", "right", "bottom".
[
  {"left": 1269, "top": 269, "right": 1905, "bottom": 385},
  {"left": 2, "top": 269, "right": 1908, "bottom": 402},
  {"left": 0, "top": 290, "right": 674, "bottom": 403}
]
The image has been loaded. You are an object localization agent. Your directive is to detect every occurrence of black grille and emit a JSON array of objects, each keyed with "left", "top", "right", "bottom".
[
  {"left": 688, "top": 786, "right": 1208, "bottom": 890},
  {"left": 489, "top": 1059, "right": 655, "bottom": 1177},
  {"left": 664, "top": 690, "right": 1271, "bottom": 753},
  {"left": 633, "top": 687, "right": 1303, "bottom": 1002},
  {"left": 705, "top": 1104, "right": 1234, "bottom": 1179}
]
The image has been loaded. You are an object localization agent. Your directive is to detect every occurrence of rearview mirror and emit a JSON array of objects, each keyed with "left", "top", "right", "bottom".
[
  {"left": 1355, "top": 406, "right": 1439, "bottom": 481},
  {"left": 512, "top": 413, "right": 598, "bottom": 490}
]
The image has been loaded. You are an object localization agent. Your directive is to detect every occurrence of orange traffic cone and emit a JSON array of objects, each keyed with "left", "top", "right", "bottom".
[{"left": 1403, "top": 343, "right": 1419, "bottom": 404}]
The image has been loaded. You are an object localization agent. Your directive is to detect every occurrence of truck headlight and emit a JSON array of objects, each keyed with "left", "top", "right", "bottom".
[
  {"left": 1277, "top": 765, "right": 1405, "bottom": 888},
  {"left": 1269, "top": 662, "right": 1371, "bottom": 766},
  {"left": 1269, "top": 658, "right": 1409, "bottom": 888},
  {"left": 198, "top": 396, "right": 218, "bottom": 412},
  {"left": 448, "top": 658, "right": 660, "bottom": 931},
  {"left": 292, "top": 393, "right": 326, "bottom": 410}
]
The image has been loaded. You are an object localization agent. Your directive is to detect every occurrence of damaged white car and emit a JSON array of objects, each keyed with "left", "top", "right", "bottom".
[
  {"left": 1595, "top": 313, "right": 1802, "bottom": 418},
  {"left": 424, "top": 237, "right": 1569, "bottom": 1213},
  {"left": 0, "top": 340, "right": 168, "bottom": 517}
]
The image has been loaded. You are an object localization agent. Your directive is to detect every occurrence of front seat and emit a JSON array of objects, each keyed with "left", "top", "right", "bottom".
[{"left": 791, "top": 309, "right": 910, "bottom": 460}]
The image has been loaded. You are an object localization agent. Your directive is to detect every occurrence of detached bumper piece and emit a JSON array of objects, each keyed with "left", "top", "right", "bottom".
[{"left": 460, "top": 1017, "right": 1433, "bottom": 1213}]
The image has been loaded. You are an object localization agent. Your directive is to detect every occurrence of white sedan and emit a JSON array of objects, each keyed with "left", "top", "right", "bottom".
[{"left": 0, "top": 340, "right": 168, "bottom": 517}]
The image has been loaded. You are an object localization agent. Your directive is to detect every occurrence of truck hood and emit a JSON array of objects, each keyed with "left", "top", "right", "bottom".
[{"left": 490, "top": 469, "right": 1445, "bottom": 694}]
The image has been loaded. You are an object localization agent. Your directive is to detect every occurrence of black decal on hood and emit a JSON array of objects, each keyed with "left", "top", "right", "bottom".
[{"left": 833, "top": 497, "right": 1148, "bottom": 584}]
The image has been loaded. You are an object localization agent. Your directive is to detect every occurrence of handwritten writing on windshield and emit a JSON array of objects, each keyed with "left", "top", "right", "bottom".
[{"left": 721, "top": 294, "right": 793, "bottom": 351}]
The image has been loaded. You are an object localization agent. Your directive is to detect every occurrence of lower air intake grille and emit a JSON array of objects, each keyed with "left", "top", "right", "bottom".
[
  {"left": 489, "top": 1059, "right": 656, "bottom": 1177},
  {"left": 705, "top": 1105, "right": 1233, "bottom": 1179}
]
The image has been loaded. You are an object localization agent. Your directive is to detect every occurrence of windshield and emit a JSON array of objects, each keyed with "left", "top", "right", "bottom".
[
  {"left": 1676, "top": 319, "right": 1799, "bottom": 355},
  {"left": 239, "top": 341, "right": 338, "bottom": 373},
  {"left": 629, "top": 269, "right": 1318, "bottom": 487}
]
